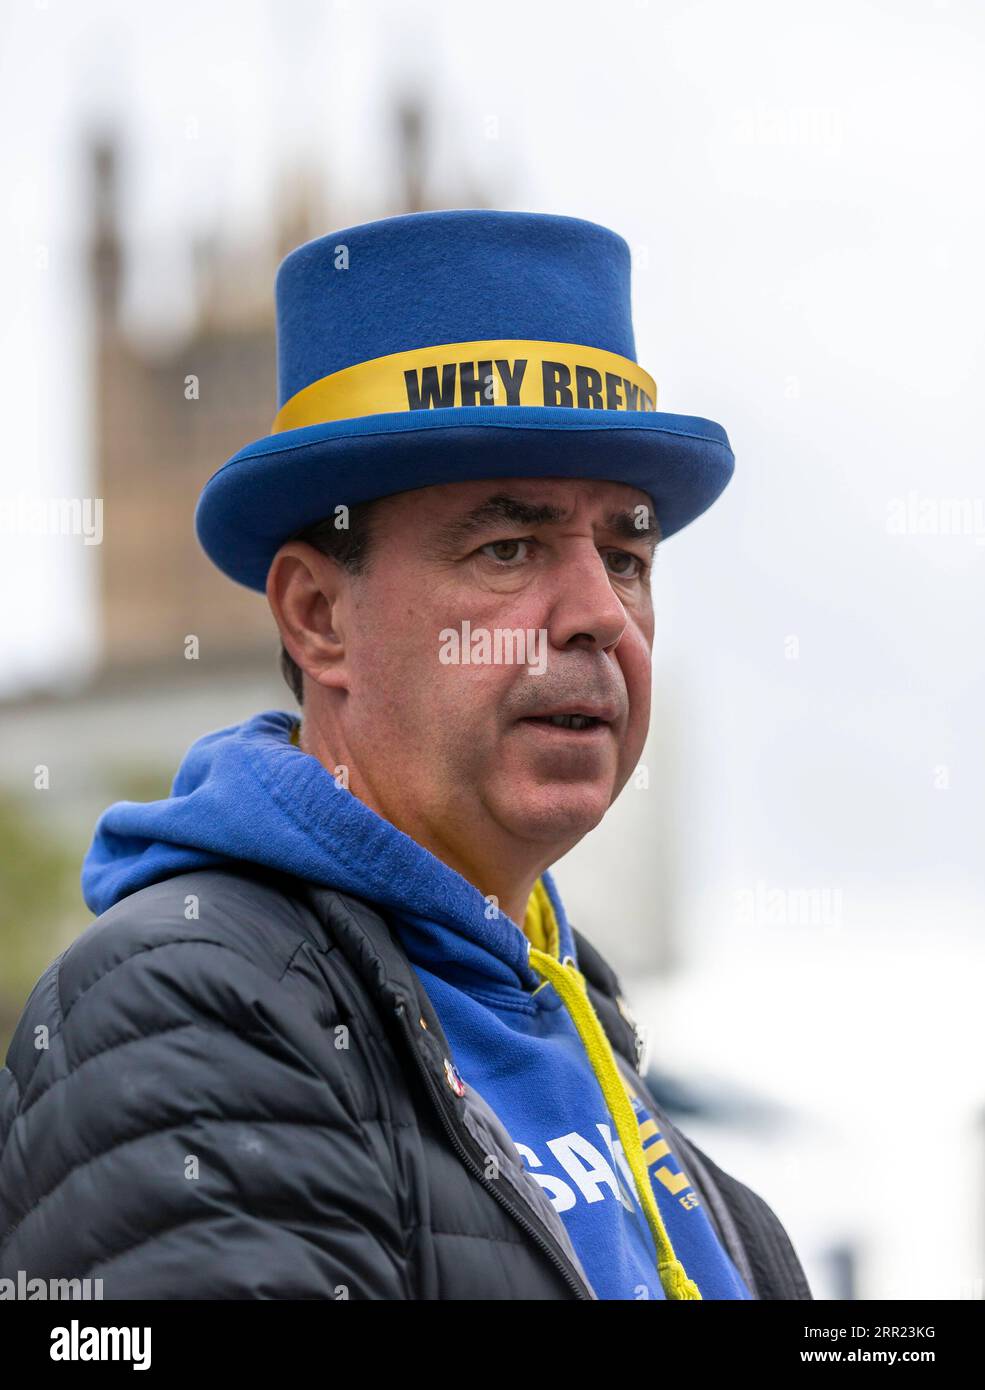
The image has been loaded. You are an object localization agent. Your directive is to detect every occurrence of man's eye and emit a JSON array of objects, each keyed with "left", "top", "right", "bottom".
[
  {"left": 604, "top": 549, "right": 646, "bottom": 578},
  {"left": 478, "top": 538, "right": 531, "bottom": 565}
]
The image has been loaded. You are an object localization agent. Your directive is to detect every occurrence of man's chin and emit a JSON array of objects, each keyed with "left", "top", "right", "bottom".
[{"left": 493, "top": 786, "right": 612, "bottom": 848}]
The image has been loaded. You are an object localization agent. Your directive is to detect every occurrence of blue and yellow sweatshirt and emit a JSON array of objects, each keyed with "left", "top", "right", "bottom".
[{"left": 81, "top": 709, "right": 750, "bottom": 1301}]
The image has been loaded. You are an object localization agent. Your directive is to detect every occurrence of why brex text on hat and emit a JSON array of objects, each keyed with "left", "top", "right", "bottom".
[{"left": 404, "top": 358, "right": 655, "bottom": 412}]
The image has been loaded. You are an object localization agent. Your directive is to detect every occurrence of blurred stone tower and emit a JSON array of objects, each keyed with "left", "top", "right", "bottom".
[
  {"left": 87, "top": 91, "right": 476, "bottom": 679},
  {"left": 89, "top": 136, "right": 285, "bottom": 675}
]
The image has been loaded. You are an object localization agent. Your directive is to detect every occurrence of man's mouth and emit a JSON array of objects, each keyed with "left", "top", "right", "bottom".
[
  {"left": 516, "top": 703, "right": 617, "bottom": 736},
  {"left": 522, "top": 713, "right": 605, "bottom": 731}
]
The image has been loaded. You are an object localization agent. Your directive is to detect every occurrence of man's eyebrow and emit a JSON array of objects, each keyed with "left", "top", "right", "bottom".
[
  {"left": 429, "top": 495, "right": 568, "bottom": 552},
  {"left": 602, "top": 507, "right": 660, "bottom": 551},
  {"left": 429, "top": 493, "right": 660, "bottom": 555}
]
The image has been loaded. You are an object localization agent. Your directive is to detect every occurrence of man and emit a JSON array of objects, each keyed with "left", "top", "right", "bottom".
[{"left": 0, "top": 210, "right": 810, "bottom": 1300}]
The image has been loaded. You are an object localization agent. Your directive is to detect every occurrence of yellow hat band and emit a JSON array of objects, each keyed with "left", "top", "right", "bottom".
[{"left": 272, "top": 338, "right": 658, "bottom": 433}]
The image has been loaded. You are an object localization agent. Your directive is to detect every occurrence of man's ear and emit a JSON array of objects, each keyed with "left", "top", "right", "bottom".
[{"left": 266, "top": 542, "right": 349, "bottom": 693}]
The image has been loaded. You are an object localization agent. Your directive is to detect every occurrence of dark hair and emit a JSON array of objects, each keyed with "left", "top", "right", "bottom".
[{"left": 278, "top": 499, "right": 380, "bottom": 706}]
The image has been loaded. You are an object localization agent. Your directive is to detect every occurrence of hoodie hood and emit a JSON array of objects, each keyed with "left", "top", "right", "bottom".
[{"left": 81, "top": 707, "right": 573, "bottom": 993}]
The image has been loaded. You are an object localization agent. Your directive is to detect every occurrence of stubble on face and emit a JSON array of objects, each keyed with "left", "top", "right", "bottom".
[{"left": 314, "top": 477, "right": 657, "bottom": 894}]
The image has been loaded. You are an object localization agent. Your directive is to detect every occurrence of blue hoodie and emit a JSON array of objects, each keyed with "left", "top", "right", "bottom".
[{"left": 81, "top": 708, "right": 751, "bottom": 1301}]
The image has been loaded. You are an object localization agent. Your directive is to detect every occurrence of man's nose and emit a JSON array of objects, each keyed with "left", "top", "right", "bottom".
[{"left": 546, "top": 546, "right": 629, "bottom": 652}]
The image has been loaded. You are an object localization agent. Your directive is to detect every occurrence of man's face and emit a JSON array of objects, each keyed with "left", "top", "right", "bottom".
[{"left": 327, "top": 476, "right": 656, "bottom": 873}]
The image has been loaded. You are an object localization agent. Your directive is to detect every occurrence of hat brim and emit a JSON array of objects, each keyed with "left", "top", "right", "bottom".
[{"left": 195, "top": 405, "right": 734, "bottom": 592}]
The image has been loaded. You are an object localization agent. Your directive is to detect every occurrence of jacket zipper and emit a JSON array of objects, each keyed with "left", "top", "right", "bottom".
[{"left": 393, "top": 1000, "right": 594, "bottom": 1300}]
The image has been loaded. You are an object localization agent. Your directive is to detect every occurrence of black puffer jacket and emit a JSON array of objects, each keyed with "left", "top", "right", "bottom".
[{"left": 0, "top": 864, "right": 812, "bottom": 1299}]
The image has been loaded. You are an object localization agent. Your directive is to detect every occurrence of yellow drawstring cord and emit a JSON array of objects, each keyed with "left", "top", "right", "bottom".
[{"left": 527, "top": 943, "right": 702, "bottom": 1301}]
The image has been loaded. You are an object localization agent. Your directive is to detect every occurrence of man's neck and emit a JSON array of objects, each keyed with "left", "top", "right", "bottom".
[{"left": 297, "top": 715, "right": 541, "bottom": 927}]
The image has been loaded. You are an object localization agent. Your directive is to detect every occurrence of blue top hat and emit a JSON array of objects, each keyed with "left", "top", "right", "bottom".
[{"left": 194, "top": 208, "right": 734, "bottom": 591}]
